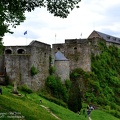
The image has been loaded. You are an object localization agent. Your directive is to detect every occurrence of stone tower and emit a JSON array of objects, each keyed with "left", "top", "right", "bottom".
[{"left": 54, "top": 51, "right": 70, "bottom": 83}]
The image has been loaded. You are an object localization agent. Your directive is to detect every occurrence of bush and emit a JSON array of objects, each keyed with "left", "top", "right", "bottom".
[
  {"left": 111, "top": 103, "right": 117, "bottom": 110},
  {"left": 31, "top": 65, "right": 38, "bottom": 76},
  {"left": 45, "top": 75, "right": 69, "bottom": 103},
  {"left": 65, "top": 79, "right": 71, "bottom": 90},
  {"left": 68, "top": 80, "right": 82, "bottom": 113},
  {"left": 49, "top": 66, "right": 56, "bottom": 75},
  {"left": 104, "top": 105, "right": 111, "bottom": 112},
  {"left": 19, "top": 84, "right": 33, "bottom": 94},
  {"left": 4, "top": 75, "right": 10, "bottom": 85}
]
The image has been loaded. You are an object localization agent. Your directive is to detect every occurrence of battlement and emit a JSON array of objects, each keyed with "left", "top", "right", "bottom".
[{"left": 65, "top": 39, "right": 88, "bottom": 44}]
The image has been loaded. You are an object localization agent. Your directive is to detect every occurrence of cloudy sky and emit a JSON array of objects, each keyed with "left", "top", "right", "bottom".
[{"left": 3, "top": 0, "right": 120, "bottom": 46}]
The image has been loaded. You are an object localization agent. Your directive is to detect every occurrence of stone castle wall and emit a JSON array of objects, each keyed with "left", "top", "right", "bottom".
[
  {"left": 1, "top": 36, "right": 120, "bottom": 90},
  {"left": 3, "top": 41, "right": 51, "bottom": 91},
  {"left": 52, "top": 39, "right": 91, "bottom": 72},
  {"left": 55, "top": 60, "right": 70, "bottom": 82}
]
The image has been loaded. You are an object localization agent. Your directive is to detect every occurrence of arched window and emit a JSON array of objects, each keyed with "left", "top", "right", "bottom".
[
  {"left": 74, "top": 47, "right": 77, "bottom": 53},
  {"left": 17, "top": 49, "right": 25, "bottom": 54},
  {"left": 5, "top": 49, "right": 12, "bottom": 54},
  {"left": 44, "top": 53, "right": 46, "bottom": 57},
  {"left": 74, "top": 47, "right": 77, "bottom": 50}
]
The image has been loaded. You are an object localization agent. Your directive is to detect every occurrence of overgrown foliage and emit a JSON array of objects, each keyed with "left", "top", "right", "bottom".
[
  {"left": 19, "top": 84, "right": 33, "bottom": 94},
  {"left": 69, "top": 68, "right": 86, "bottom": 113},
  {"left": 31, "top": 65, "right": 38, "bottom": 76},
  {"left": 45, "top": 75, "right": 71, "bottom": 103},
  {"left": 49, "top": 66, "right": 56, "bottom": 75},
  {"left": 4, "top": 75, "right": 10, "bottom": 86},
  {"left": 90, "top": 41, "right": 120, "bottom": 118},
  {"left": 69, "top": 42, "right": 120, "bottom": 117}
]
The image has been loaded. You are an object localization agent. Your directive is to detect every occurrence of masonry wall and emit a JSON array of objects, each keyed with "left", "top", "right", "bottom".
[
  {"left": 5, "top": 54, "right": 30, "bottom": 86},
  {"left": 52, "top": 39, "right": 91, "bottom": 72},
  {"left": 55, "top": 60, "right": 69, "bottom": 82},
  {"left": 4, "top": 41, "right": 51, "bottom": 91},
  {"left": 2, "top": 36, "right": 120, "bottom": 90},
  {"left": 29, "top": 45, "right": 51, "bottom": 90}
]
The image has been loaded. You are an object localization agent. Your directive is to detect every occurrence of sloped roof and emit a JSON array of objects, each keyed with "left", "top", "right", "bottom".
[
  {"left": 55, "top": 51, "right": 68, "bottom": 61},
  {"left": 89, "top": 30, "right": 120, "bottom": 44},
  {"left": 29, "top": 40, "right": 50, "bottom": 46}
]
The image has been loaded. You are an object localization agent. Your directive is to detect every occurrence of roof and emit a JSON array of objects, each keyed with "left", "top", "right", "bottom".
[
  {"left": 29, "top": 40, "right": 50, "bottom": 47},
  {"left": 89, "top": 30, "right": 120, "bottom": 44},
  {"left": 55, "top": 51, "right": 68, "bottom": 61}
]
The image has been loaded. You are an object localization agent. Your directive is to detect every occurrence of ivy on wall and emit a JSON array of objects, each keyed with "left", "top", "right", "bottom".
[{"left": 31, "top": 65, "right": 38, "bottom": 76}]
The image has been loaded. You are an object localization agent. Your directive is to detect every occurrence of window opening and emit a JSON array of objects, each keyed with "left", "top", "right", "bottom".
[
  {"left": 5, "top": 49, "right": 12, "bottom": 54},
  {"left": 17, "top": 49, "right": 25, "bottom": 54}
]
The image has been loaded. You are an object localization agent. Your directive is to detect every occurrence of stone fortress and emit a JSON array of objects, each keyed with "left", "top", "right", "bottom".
[{"left": 0, "top": 30, "right": 120, "bottom": 90}]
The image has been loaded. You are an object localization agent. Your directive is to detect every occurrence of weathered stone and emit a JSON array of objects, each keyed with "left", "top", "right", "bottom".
[{"left": 0, "top": 31, "right": 119, "bottom": 91}]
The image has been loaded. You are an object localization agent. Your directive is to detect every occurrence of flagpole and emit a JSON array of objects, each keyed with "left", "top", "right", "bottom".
[
  {"left": 55, "top": 33, "right": 56, "bottom": 43},
  {"left": 80, "top": 33, "right": 82, "bottom": 39},
  {"left": 26, "top": 33, "right": 27, "bottom": 45},
  {"left": 24, "top": 31, "right": 27, "bottom": 45}
]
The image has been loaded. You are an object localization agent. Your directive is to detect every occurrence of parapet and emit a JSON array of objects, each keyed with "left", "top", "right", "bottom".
[{"left": 65, "top": 39, "right": 88, "bottom": 44}]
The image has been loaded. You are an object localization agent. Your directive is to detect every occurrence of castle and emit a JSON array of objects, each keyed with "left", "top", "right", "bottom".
[{"left": 0, "top": 30, "right": 120, "bottom": 90}]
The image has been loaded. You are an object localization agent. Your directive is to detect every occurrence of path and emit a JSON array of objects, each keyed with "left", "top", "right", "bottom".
[{"left": 40, "top": 105, "right": 61, "bottom": 120}]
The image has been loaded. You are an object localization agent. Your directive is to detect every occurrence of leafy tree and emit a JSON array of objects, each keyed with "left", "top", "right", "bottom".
[
  {"left": 0, "top": 0, "right": 81, "bottom": 38},
  {"left": 68, "top": 68, "right": 84, "bottom": 112},
  {"left": 68, "top": 80, "right": 82, "bottom": 113},
  {"left": 0, "top": 40, "right": 4, "bottom": 55},
  {"left": 45, "top": 75, "right": 69, "bottom": 102}
]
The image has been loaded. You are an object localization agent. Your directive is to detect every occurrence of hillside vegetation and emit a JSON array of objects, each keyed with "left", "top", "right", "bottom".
[
  {"left": 0, "top": 86, "right": 119, "bottom": 120},
  {"left": 69, "top": 41, "right": 120, "bottom": 118},
  {"left": 91, "top": 42, "right": 120, "bottom": 117}
]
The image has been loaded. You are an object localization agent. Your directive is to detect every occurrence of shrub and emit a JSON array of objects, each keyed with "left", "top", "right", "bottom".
[
  {"left": 104, "top": 105, "right": 111, "bottom": 112},
  {"left": 4, "top": 75, "right": 10, "bottom": 85},
  {"left": 45, "top": 75, "right": 57, "bottom": 93},
  {"left": 111, "top": 103, "right": 117, "bottom": 110},
  {"left": 19, "top": 84, "right": 33, "bottom": 94},
  {"left": 49, "top": 66, "right": 56, "bottom": 75},
  {"left": 45, "top": 76, "right": 69, "bottom": 103},
  {"left": 65, "top": 79, "right": 71, "bottom": 90},
  {"left": 31, "top": 65, "right": 38, "bottom": 76}
]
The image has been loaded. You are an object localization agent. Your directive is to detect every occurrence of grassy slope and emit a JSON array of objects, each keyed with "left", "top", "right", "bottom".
[{"left": 0, "top": 86, "right": 119, "bottom": 120}]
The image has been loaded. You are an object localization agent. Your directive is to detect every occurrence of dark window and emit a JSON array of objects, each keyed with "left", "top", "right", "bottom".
[
  {"left": 5, "top": 49, "right": 12, "bottom": 54},
  {"left": 74, "top": 47, "right": 77, "bottom": 50},
  {"left": 17, "top": 49, "right": 25, "bottom": 54},
  {"left": 44, "top": 53, "right": 46, "bottom": 57},
  {"left": 57, "top": 48, "right": 60, "bottom": 50},
  {"left": 74, "top": 47, "right": 77, "bottom": 53}
]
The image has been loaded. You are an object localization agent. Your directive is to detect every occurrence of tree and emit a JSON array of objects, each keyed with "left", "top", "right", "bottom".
[{"left": 0, "top": 0, "right": 81, "bottom": 38}]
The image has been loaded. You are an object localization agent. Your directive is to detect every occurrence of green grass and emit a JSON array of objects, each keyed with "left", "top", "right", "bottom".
[{"left": 0, "top": 86, "right": 119, "bottom": 120}]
